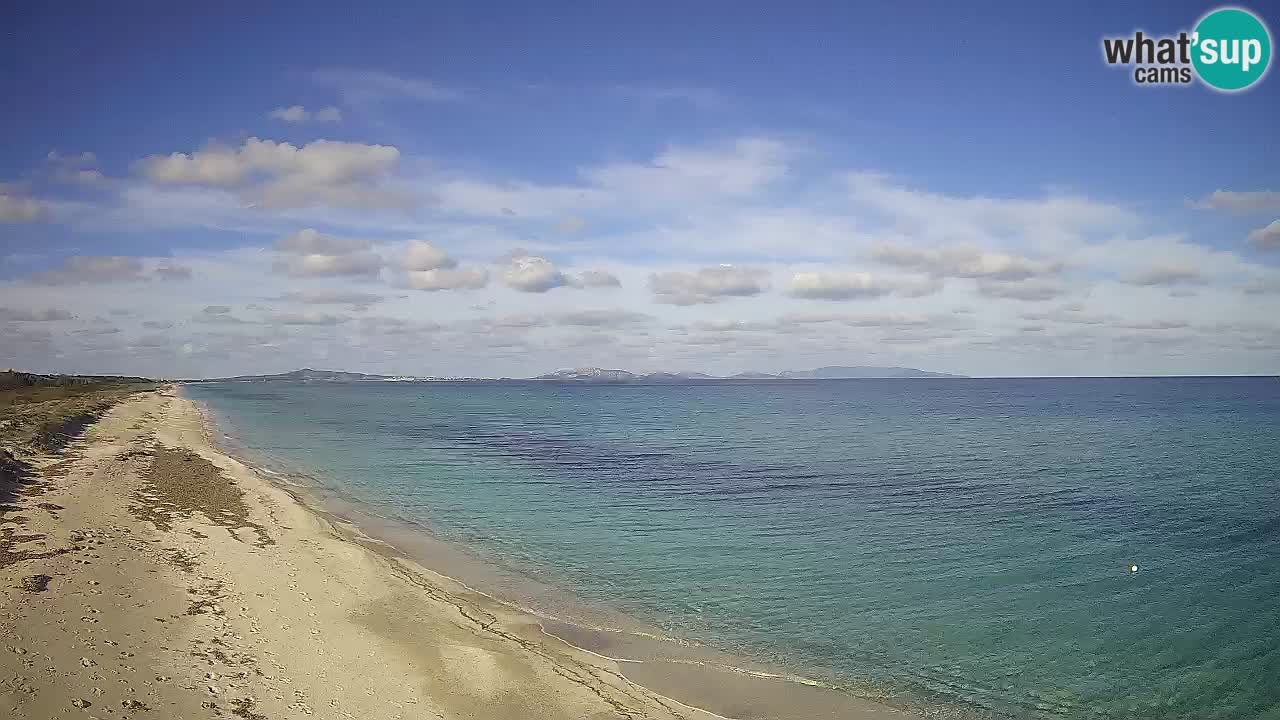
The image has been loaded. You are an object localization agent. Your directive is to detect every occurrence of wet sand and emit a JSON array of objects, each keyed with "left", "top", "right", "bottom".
[{"left": 1, "top": 386, "right": 915, "bottom": 719}]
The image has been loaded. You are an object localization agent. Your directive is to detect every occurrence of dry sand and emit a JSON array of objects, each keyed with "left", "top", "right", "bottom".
[{"left": 1, "top": 387, "right": 912, "bottom": 720}]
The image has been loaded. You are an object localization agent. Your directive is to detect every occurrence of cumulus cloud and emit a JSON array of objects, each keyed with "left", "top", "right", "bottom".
[
  {"left": 494, "top": 253, "right": 620, "bottom": 293},
  {"left": 787, "top": 271, "right": 940, "bottom": 300},
  {"left": 273, "top": 229, "right": 383, "bottom": 278},
  {"left": 1125, "top": 264, "right": 1206, "bottom": 287},
  {"left": 269, "top": 105, "right": 342, "bottom": 123},
  {"left": 501, "top": 255, "right": 570, "bottom": 293},
  {"left": 399, "top": 240, "right": 456, "bottom": 271},
  {"left": 138, "top": 137, "right": 407, "bottom": 210},
  {"left": 278, "top": 253, "right": 383, "bottom": 277},
  {"left": 649, "top": 265, "right": 770, "bottom": 305},
  {"left": 871, "top": 243, "right": 1061, "bottom": 281},
  {"left": 406, "top": 266, "right": 488, "bottom": 291},
  {"left": 0, "top": 307, "right": 75, "bottom": 321},
  {"left": 1248, "top": 220, "right": 1280, "bottom": 249},
  {"left": 0, "top": 192, "right": 47, "bottom": 222},
  {"left": 1192, "top": 190, "right": 1280, "bottom": 212}
]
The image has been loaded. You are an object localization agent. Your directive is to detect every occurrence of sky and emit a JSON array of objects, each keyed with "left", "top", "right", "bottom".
[{"left": 2, "top": 1, "right": 1279, "bottom": 378}]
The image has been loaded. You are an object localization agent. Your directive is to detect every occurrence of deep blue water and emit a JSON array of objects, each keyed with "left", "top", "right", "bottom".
[{"left": 186, "top": 378, "right": 1280, "bottom": 719}]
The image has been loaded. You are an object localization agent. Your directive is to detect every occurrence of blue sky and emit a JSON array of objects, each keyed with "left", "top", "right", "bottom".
[{"left": 2, "top": 2, "right": 1278, "bottom": 377}]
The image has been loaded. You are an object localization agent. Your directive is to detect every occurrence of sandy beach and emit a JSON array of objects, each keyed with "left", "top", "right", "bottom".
[{"left": 1, "top": 387, "right": 911, "bottom": 720}]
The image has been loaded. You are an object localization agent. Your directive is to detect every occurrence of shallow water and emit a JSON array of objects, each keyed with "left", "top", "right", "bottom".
[{"left": 186, "top": 378, "right": 1280, "bottom": 719}]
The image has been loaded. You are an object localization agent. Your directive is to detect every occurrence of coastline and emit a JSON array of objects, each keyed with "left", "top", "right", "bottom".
[
  {"left": 188, "top": 388, "right": 922, "bottom": 720},
  {"left": 2, "top": 386, "right": 915, "bottom": 719}
]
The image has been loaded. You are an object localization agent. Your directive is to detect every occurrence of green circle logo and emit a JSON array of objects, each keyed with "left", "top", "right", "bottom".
[{"left": 1192, "top": 7, "right": 1272, "bottom": 91}]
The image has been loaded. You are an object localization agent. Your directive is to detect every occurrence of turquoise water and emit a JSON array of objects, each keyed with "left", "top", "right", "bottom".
[{"left": 186, "top": 378, "right": 1280, "bottom": 719}]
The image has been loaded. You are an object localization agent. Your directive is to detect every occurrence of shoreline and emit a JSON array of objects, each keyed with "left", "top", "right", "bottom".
[
  {"left": 3, "top": 385, "right": 917, "bottom": 719},
  {"left": 186, "top": 387, "right": 923, "bottom": 720}
]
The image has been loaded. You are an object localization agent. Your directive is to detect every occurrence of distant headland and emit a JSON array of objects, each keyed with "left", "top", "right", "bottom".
[{"left": 185, "top": 366, "right": 965, "bottom": 384}]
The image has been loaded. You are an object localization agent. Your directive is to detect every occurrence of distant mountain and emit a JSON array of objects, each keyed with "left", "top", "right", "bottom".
[
  {"left": 197, "top": 368, "right": 399, "bottom": 383},
  {"left": 191, "top": 365, "right": 964, "bottom": 385},
  {"left": 777, "top": 366, "right": 962, "bottom": 379},
  {"left": 533, "top": 366, "right": 963, "bottom": 383},
  {"left": 535, "top": 367, "right": 637, "bottom": 382}
]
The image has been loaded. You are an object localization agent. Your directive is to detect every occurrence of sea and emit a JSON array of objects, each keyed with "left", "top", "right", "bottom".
[{"left": 184, "top": 377, "right": 1280, "bottom": 720}]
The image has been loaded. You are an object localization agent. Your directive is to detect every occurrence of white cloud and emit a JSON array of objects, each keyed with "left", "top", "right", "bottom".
[
  {"left": 406, "top": 266, "right": 488, "bottom": 291},
  {"left": 1126, "top": 265, "right": 1206, "bottom": 287},
  {"left": 269, "top": 105, "right": 342, "bottom": 123},
  {"left": 273, "top": 229, "right": 383, "bottom": 278},
  {"left": 1192, "top": 190, "right": 1280, "bottom": 212},
  {"left": 0, "top": 192, "right": 46, "bottom": 222},
  {"left": 495, "top": 254, "right": 620, "bottom": 293},
  {"left": 573, "top": 269, "right": 621, "bottom": 288},
  {"left": 276, "top": 228, "right": 371, "bottom": 255},
  {"left": 787, "top": 271, "right": 939, "bottom": 300},
  {"left": 1248, "top": 220, "right": 1280, "bottom": 249},
  {"left": 871, "top": 243, "right": 1061, "bottom": 281},
  {"left": 501, "top": 255, "right": 570, "bottom": 293},
  {"left": 138, "top": 137, "right": 407, "bottom": 210},
  {"left": 649, "top": 265, "right": 770, "bottom": 305},
  {"left": 277, "top": 252, "right": 383, "bottom": 278},
  {"left": 400, "top": 240, "right": 455, "bottom": 271}
]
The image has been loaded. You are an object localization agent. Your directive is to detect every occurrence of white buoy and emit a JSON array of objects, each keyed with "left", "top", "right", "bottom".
[{"left": 1130, "top": 564, "right": 1139, "bottom": 573}]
